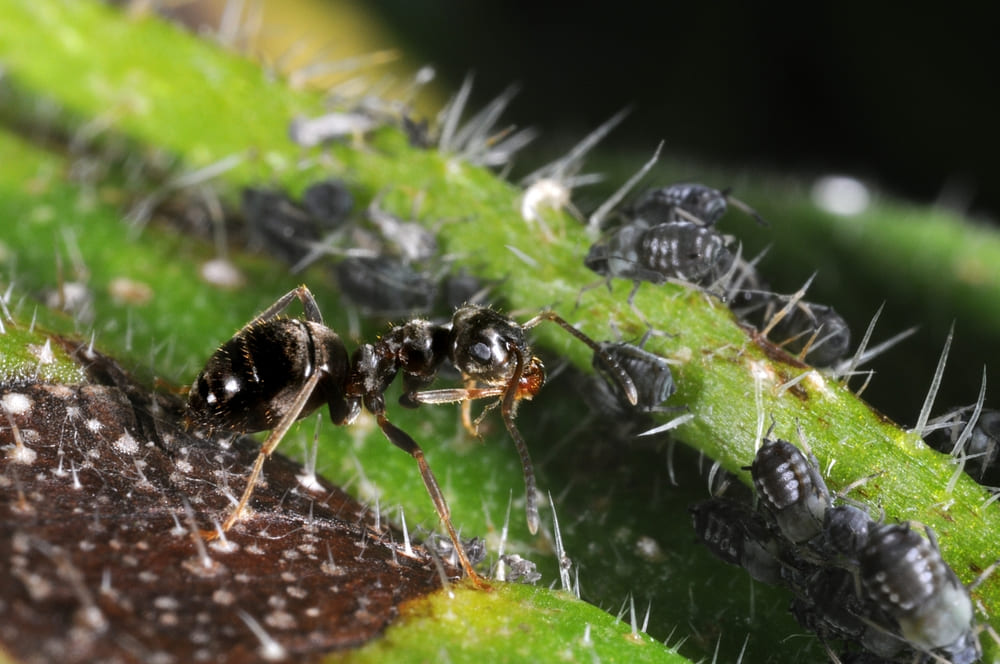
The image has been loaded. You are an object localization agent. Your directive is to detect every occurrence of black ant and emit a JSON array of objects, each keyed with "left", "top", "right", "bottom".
[{"left": 186, "top": 285, "right": 636, "bottom": 581}]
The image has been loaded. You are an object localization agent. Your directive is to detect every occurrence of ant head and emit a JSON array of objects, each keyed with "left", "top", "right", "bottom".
[
  {"left": 516, "top": 357, "right": 546, "bottom": 400},
  {"left": 451, "top": 306, "right": 528, "bottom": 385}
]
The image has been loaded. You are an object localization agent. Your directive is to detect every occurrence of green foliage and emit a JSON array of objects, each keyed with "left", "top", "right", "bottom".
[{"left": 2, "top": 1, "right": 1000, "bottom": 662}]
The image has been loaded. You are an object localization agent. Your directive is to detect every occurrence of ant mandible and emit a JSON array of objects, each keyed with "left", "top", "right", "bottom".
[{"left": 186, "top": 285, "right": 637, "bottom": 581}]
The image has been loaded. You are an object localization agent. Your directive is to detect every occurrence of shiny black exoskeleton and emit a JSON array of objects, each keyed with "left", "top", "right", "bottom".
[
  {"left": 928, "top": 406, "right": 1000, "bottom": 485},
  {"left": 689, "top": 498, "right": 784, "bottom": 585},
  {"left": 632, "top": 183, "right": 767, "bottom": 228},
  {"left": 592, "top": 341, "right": 675, "bottom": 413},
  {"left": 751, "top": 438, "right": 832, "bottom": 543},
  {"left": 242, "top": 180, "right": 353, "bottom": 265},
  {"left": 860, "top": 523, "right": 979, "bottom": 664},
  {"left": 187, "top": 286, "right": 636, "bottom": 580},
  {"left": 822, "top": 504, "right": 871, "bottom": 563},
  {"left": 586, "top": 218, "right": 736, "bottom": 287},
  {"left": 762, "top": 300, "right": 852, "bottom": 367},
  {"left": 334, "top": 255, "right": 437, "bottom": 318}
]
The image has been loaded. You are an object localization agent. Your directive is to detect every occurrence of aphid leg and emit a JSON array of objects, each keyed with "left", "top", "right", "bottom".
[
  {"left": 373, "top": 411, "right": 483, "bottom": 583},
  {"left": 573, "top": 276, "right": 613, "bottom": 312}
]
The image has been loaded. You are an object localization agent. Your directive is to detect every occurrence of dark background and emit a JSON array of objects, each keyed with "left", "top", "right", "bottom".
[{"left": 372, "top": 1, "right": 998, "bottom": 222}]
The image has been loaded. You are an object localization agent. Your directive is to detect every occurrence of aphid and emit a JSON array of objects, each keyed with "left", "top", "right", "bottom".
[
  {"left": 438, "top": 269, "right": 489, "bottom": 312},
  {"left": 928, "top": 406, "right": 1000, "bottom": 484},
  {"left": 689, "top": 498, "right": 784, "bottom": 585},
  {"left": 860, "top": 523, "right": 979, "bottom": 664},
  {"left": 333, "top": 256, "right": 437, "bottom": 318},
  {"left": 822, "top": 504, "right": 871, "bottom": 563},
  {"left": 186, "top": 286, "right": 636, "bottom": 580},
  {"left": 768, "top": 301, "right": 851, "bottom": 367},
  {"left": 632, "top": 183, "right": 767, "bottom": 228},
  {"left": 751, "top": 438, "right": 831, "bottom": 543},
  {"left": 365, "top": 196, "right": 438, "bottom": 264},
  {"left": 241, "top": 187, "right": 318, "bottom": 265},
  {"left": 592, "top": 341, "right": 675, "bottom": 413},
  {"left": 788, "top": 564, "right": 905, "bottom": 661},
  {"left": 586, "top": 218, "right": 735, "bottom": 287},
  {"left": 300, "top": 179, "right": 354, "bottom": 229}
]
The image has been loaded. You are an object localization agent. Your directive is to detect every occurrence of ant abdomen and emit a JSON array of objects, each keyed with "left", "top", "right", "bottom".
[{"left": 187, "top": 319, "right": 352, "bottom": 433}]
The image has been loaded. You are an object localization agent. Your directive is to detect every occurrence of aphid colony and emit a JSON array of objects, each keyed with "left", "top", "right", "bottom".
[
  {"left": 241, "top": 180, "right": 485, "bottom": 320},
  {"left": 586, "top": 182, "right": 852, "bottom": 366},
  {"left": 692, "top": 438, "right": 981, "bottom": 663}
]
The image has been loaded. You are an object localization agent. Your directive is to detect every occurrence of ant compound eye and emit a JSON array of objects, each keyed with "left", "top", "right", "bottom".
[{"left": 470, "top": 341, "right": 493, "bottom": 364}]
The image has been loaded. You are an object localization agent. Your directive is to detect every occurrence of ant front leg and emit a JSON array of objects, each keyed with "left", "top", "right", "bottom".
[{"left": 409, "top": 382, "right": 506, "bottom": 436}]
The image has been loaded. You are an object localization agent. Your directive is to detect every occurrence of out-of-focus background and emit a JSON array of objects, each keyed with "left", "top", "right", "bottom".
[
  {"left": 161, "top": 0, "right": 999, "bottom": 424},
  {"left": 172, "top": 0, "right": 998, "bottom": 223}
]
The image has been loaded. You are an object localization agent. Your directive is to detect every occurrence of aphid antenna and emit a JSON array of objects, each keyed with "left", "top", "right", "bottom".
[
  {"left": 521, "top": 106, "right": 632, "bottom": 185},
  {"left": 946, "top": 367, "right": 987, "bottom": 494},
  {"left": 721, "top": 190, "right": 769, "bottom": 227},
  {"left": 913, "top": 323, "right": 955, "bottom": 436},
  {"left": 587, "top": 140, "right": 664, "bottom": 237},
  {"left": 759, "top": 272, "right": 818, "bottom": 338}
]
